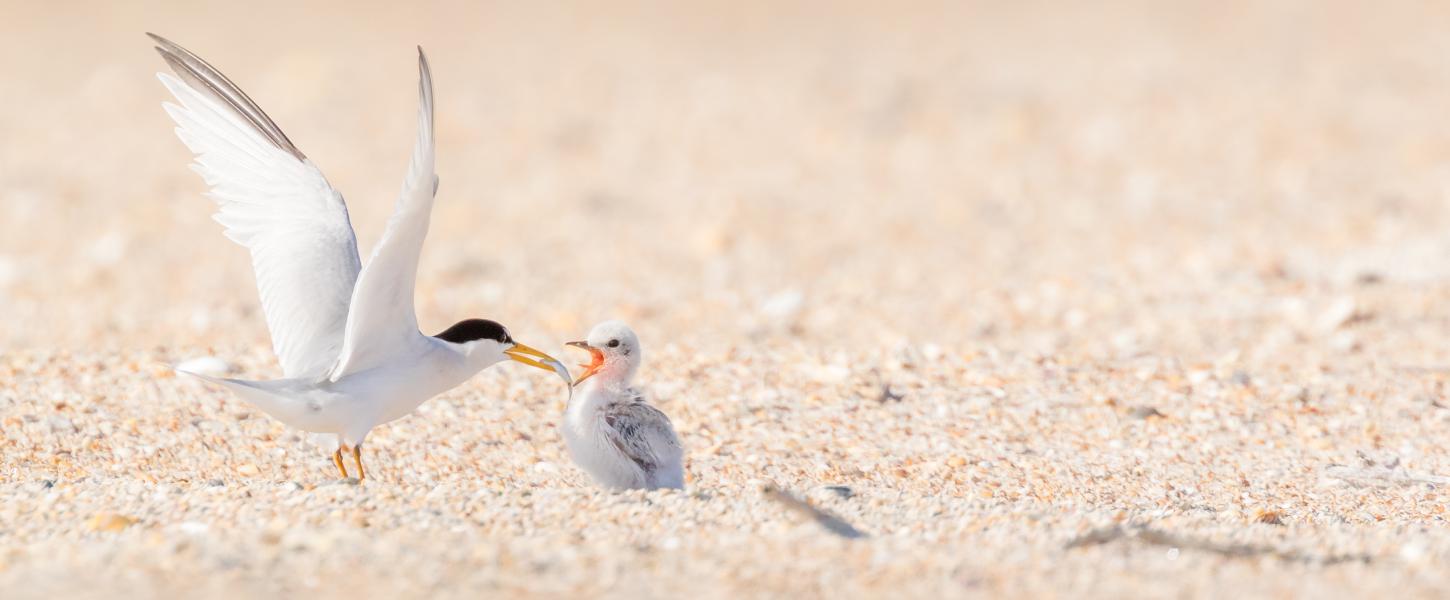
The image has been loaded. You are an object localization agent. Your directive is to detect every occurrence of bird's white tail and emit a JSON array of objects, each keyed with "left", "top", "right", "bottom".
[{"left": 176, "top": 369, "right": 325, "bottom": 432}]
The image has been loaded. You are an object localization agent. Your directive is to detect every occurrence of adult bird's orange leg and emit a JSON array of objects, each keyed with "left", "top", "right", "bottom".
[
  {"left": 353, "top": 444, "right": 366, "bottom": 481},
  {"left": 333, "top": 447, "right": 350, "bottom": 478}
]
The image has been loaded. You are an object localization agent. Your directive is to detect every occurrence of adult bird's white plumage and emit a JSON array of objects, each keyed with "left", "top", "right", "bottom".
[
  {"left": 563, "top": 321, "right": 684, "bottom": 490},
  {"left": 149, "top": 33, "right": 571, "bottom": 480}
]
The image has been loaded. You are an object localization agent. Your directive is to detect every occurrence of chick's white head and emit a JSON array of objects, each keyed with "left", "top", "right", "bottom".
[{"left": 568, "top": 320, "right": 642, "bottom": 386}]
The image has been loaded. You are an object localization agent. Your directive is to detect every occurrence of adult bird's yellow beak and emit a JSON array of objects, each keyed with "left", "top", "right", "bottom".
[
  {"left": 565, "top": 340, "right": 605, "bottom": 385},
  {"left": 505, "top": 342, "right": 573, "bottom": 385}
]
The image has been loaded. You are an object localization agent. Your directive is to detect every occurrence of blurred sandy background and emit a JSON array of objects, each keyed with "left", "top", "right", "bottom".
[{"left": 8, "top": 1, "right": 1450, "bottom": 598}]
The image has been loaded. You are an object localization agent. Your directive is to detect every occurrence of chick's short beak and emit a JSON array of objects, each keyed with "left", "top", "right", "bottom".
[
  {"left": 566, "top": 340, "right": 605, "bottom": 384},
  {"left": 504, "top": 342, "right": 573, "bottom": 385}
]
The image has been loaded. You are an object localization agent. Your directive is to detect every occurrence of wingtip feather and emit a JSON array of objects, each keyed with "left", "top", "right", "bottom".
[{"left": 147, "top": 34, "right": 307, "bottom": 161}]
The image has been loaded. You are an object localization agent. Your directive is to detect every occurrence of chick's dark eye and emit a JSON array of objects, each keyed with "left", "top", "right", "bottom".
[{"left": 607, "top": 339, "right": 620, "bottom": 348}]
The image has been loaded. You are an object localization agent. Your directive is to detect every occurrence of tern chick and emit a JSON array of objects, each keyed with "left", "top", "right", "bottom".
[{"left": 563, "top": 321, "right": 684, "bottom": 490}]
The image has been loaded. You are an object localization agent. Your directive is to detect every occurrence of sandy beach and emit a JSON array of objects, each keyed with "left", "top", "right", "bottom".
[{"left": 7, "top": 1, "right": 1450, "bottom": 597}]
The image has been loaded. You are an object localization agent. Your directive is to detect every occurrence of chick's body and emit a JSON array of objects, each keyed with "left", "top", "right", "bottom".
[{"left": 563, "top": 321, "right": 684, "bottom": 490}]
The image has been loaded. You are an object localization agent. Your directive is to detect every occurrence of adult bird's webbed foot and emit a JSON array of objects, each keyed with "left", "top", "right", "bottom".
[
  {"left": 333, "top": 447, "right": 350, "bottom": 479},
  {"left": 352, "top": 444, "right": 367, "bottom": 481}
]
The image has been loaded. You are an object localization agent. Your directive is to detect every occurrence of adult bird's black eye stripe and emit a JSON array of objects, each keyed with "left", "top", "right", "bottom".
[{"left": 434, "top": 319, "right": 511, "bottom": 344}]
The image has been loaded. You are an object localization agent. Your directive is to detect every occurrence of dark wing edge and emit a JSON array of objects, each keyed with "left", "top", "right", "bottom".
[{"left": 147, "top": 32, "right": 306, "bottom": 161}]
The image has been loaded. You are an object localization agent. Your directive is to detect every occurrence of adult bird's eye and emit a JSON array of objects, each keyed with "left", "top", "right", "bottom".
[{"left": 607, "top": 339, "right": 620, "bottom": 348}]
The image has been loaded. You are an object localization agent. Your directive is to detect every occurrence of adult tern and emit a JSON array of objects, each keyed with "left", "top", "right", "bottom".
[
  {"left": 148, "top": 34, "right": 571, "bottom": 480},
  {"left": 562, "top": 321, "right": 684, "bottom": 490}
]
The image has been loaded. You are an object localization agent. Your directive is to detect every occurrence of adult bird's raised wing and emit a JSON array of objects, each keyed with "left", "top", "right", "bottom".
[
  {"left": 151, "top": 33, "right": 362, "bottom": 380},
  {"left": 328, "top": 48, "right": 439, "bottom": 381}
]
